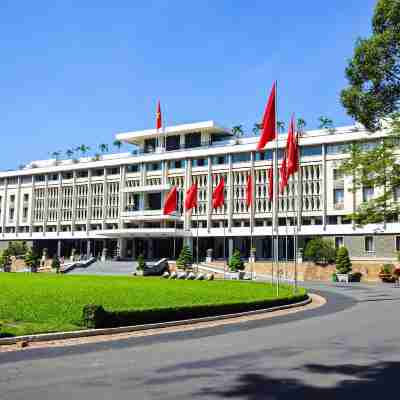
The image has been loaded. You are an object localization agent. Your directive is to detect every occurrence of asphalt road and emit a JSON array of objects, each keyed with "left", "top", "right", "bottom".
[{"left": 1, "top": 282, "right": 400, "bottom": 400}]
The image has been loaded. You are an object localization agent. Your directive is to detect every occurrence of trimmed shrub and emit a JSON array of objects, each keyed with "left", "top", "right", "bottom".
[
  {"left": 81, "top": 292, "right": 308, "bottom": 329},
  {"left": 24, "top": 248, "right": 40, "bottom": 271},
  {"left": 336, "top": 246, "right": 352, "bottom": 274},
  {"left": 82, "top": 304, "right": 108, "bottom": 329},
  {"left": 304, "top": 238, "right": 336, "bottom": 264},
  {"left": 176, "top": 245, "right": 193, "bottom": 270},
  {"left": 52, "top": 256, "right": 61, "bottom": 273},
  {"left": 136, "top": 254, "right": 146, "bottom": 271},
  {"left": 228, "top": 249, "right": 245, "bottom": 271}
]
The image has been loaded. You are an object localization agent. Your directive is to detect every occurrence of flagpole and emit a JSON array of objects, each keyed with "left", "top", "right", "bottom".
[
  {"left": 295, "top": 132, "right": 301, "bottom": 292},
  {"left": 196, "top": 209, "right": 199, "bottom": 274},
  {"left": 274, "top": 81, "right": 280, "bottom": 296}
]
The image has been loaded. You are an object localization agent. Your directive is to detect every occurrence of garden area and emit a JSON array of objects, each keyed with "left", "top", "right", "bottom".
[{"left": 0, "top": 274, "right": 307, "bottom": 337}]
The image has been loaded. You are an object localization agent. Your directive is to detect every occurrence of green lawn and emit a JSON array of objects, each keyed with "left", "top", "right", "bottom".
[{"left": 0, "top": 274, "right": 306, "bottom": 337}]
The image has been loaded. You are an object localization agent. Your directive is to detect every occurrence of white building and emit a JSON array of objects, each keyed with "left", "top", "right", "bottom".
[{"left": 0, "top": 120, "right": 397, "bottom": 261}]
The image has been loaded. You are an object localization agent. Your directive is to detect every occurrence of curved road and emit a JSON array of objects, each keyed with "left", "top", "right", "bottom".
[{"left": 1, "top": 283, "right": 400, "bottom": 399}]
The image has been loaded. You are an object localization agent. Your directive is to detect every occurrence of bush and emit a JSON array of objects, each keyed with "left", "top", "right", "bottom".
[
  {"left": 52, "top": 256, "right": 61, "bottom": 273},
  {"left": 228, "top": 249, "right": 245, "bottom": 271},
  {"left": 81, "top": 292, "right": 309, "bottom": 329},
  {"left": 0, "top": 249, "right": 10, "bottom": 268},
  {"left": 176, "top": 245, "right": 193, "bottom": 270},
  {"left": 380, "top": 263, "right": 394, "bottom": 274},
  {"left": 24, "top": 248, "right": 40, "bottom": 271},
  {"left": 304, "top": 238, "right": 336, "bottom": 264},
  {"left": 136, "top": 254, "right": 146, "bottom": 271},
  {"left": 336, "top": 246, "right": 352, "bottom": 274},
  {"left": 6, "top": 241, "right": 28, "bottom": 256}
]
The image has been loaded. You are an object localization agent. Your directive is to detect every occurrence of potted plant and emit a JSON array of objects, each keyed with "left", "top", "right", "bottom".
[
  {"left": 229, "top": 249, "right": 245, "bottom": 279},
  {"left": 24, "top": 248, "right": 40, "bottom": 273},
  {"left": 176, "top": 245, "right": 193, "bottom": 271},
  {"left": 52, "top": 256, "right": 61, "bottom": 274},
  {"left": 135, "top": 254, "right": 146, "bottom": 275},
  {"left": 335, "top": 246, "right": 352, "bottom": 282},
  {"left": 379, "top": 264, "right": 395, "bottom": 282}
]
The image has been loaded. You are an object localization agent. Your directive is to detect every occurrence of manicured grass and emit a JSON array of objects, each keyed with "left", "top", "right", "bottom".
[{"left": 0, "top": 274, "right": 306, "bottom": 337}]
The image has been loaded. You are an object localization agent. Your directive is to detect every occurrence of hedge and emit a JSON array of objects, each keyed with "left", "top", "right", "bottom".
[{"left": 82, "top": 292, "right": 308, "bottom": 329}]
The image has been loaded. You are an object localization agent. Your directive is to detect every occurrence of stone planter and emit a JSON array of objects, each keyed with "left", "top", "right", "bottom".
[
  {"left": 238, "top": 271, "right": 246, "bottom": 280},
  {"left": 336, "top": 273, "right": 350, "bottom": 283},
  {"left": 248, "top": 248, "right": 256, "bottom": 263},
  {"left": 379, "top": 273, "right": 395, "bottom": 283},
  {"left": 206, "top": 248, "right": 213, "bottom": 263}
]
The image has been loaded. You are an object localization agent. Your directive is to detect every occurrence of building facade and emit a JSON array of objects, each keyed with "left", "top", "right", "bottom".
[{"left": 0, "top": 120, "right": 398, "bottom": 261}]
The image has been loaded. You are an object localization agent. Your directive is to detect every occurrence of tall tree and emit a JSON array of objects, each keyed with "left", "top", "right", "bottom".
[
  {"left": 297, "top": 118, "right": 306, "bottom": 133},
  {"left": 341, "top": 0, "right": 400, "bottom": 131},
  {"left": 232, "top": 125, "right": 244, "bottom": 138},
  {"left": 99, "top": 144, "right": 109, "bottom": 154},
  {"left": 113, "top": 139, "right": 123, "bottom": 152},
  {"left": 277, "top": 120, "right": 285, "bottom": 133},
  {"left": 76, "top": 145, "right": 90, "bottom": 157},
  {"left": 65, "top": 149, "right": 74, "bottom": 159},
  {"left": 252, "top": 123, "right": 262, "bottom": 136},
  {"left": 318, "top": 116, "right": 334, "bottom": 130}
]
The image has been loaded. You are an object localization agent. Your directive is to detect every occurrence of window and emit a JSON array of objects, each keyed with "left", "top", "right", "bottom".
[
  {"left": 21, "top": 175, "right": 32, "bottom": 184},
  {"left": 169, "top": 160, "right": 184, "bottom": 169},
  {"left": 92, "top": 169, "right": 104, "bottom": 177},
  {"left": 333, "top": 189, "right": 344, "bottom": 206},
  {"left": 23, "top": 194, "right": 29, "bottom": 202},
  {"left": 301, "top": 145, "right": 322, "bottom": 157},
  {"left": 10, "top": 195, "right": 15, "bottom": 203},
  {"left": 9, "top": 208, "right": 14, "bottom": 221},
  {"left": 166, "top": 135, "right": 181, "bottom": 151},
  {"left": 77, "top": 170, "right": 88, "bottom": 178},
  {"left": 232, "top": 152, "right": 251, "bottom": 163},
  {"left": 255, "top": 150, "right": 272, "bottom": 161},
  {"left": 48, "top": 173, "right": 59, "bottom": 181},
  {"left": 62, "top": 171, "right": 73, "bottom": 180},
  {"left": 126, "top": 164, "right": 140, "bottom": 173},
  {"left": 333, "top": 169, "right": 344, "bottom": 180},
  {"left": 396, "top": 236, "right": 400, "bottom": 251},
  {"left": 7, "top": 177, "right": 18, "bottom": 185},
  {"left": 335, "top": 236, "right": 344, "bottom": 248},
  {"left": 107, "top": 167, "right": 120, "bottom": 175},
  {"left": 22, "top": 207, "right": 28, "bottom": 219},
  {"left": 191, "top": 158, "right": 208, "bottom": 167},
  {"left": 34, "top": 175, "right": 45, "bottom": 182},
  {"left": 146, "top": 162, "right": 161, "bottom": 171},
  {"left": 326, "top": 143, "right": 349, "bottom": 155},
  {"left": 212, "top": 155, "right": 228, "bottom": 165},
  {"left": 327, "top": 215, "right": 338, "bottom": 225},
  {"left": 365, "top": 236, "right": 374, "bottom": 252},
  {"left": 185, "top": 132, "right": 201, "bottom": 149},
  {"left": 362, "top": 187, "right": 374, "bottom": 202},
  {"left": 144, "top": 138, "right": 156, "bottom": 153}
]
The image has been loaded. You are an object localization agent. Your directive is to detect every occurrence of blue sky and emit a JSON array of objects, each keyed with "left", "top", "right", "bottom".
[{"left": 0, "top": 0, "right": 376, "bottom": 169}]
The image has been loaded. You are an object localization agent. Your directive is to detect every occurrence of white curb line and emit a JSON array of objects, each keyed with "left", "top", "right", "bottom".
[{"left": 0, "top": 296, "right": 312, "bottom": 346}]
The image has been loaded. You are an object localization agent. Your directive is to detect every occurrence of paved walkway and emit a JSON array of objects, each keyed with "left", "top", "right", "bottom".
[
  {"left": 68, "top": 260, "right": 153, "bottom": 276},
  {"left": 1, "top": 282, "right": 400, "bottom": 399}
]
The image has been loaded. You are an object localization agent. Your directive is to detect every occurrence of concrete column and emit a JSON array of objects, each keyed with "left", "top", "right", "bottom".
[
  {"left": 56, "top": 172, "right": 62, "bottom": 234},
  {"left": 184, "top": 159, "right": 192, "bottom": 231},
  {"left": 86, "top": 169, "right": 92, "bottom": 233},
  {"left": 43, "top": 174, "right": 49, "bottom": 235},
  {"left": 322, "top": 143, "right": 327, "bottom": 230},
  {"left": 228, "top": 237, "right": 234, "bottom": 259},
  {"left": 86, "top": 239, "right": 91, "bottom": 258},
  {"left": 206, "top": 158, "right": 212, "bottom": 232},
  {"left": 102, "top": 167, "right": 107, "bottom": 230},
  {"left": 71, "top": 170, "right": 77, "bottom": 234},
  {"left": 57, "top": 239, "right": 62, "bottom": 257},
  {"left": 15, "top": 176, "right": 21, "bottom": 236},
  {"left": 148, "top": 239, "right": 154, "bottom": 260},
  {"left": 118, "top": 238, "right": 126, "bottom": 258},
  {"left": 0, "top": 178, "right": 7, "bottom": 237},
  {"left": 29, "top": 176, "right": 35, "bottom": 236},
  {"left": 118, "top": 165, "right": 126, "bottom": 229},
  {"left": 227, "top": 154, "right": 233, "bottom": 232}
]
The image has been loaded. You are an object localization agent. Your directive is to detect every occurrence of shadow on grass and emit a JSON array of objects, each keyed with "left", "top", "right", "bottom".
[{"left": 195, "top": 361, "right": 399, "bottom": 400}]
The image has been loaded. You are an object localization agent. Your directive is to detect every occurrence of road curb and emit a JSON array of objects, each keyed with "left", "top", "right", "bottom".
[{"left": 0, "top": 295, "right": 313, "bottom": 346}]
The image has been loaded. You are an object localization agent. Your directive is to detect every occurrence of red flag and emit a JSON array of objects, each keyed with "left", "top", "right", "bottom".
[
  {"left": 184, "top": 183, "right": 197, "bottom": 211},
  {"left": 280, "top": 151, "right": 288, "bottom": 194},
  {"left": 268, "top": 168, "right": 273, "bottom": 201},
  {"left": 246, "top": 174, "right": 253, "bottom": 207},
  {"left": 257, "top": 82, "right": 276, "bottom": 151},
  {"left": 286, "top": 114, "right": 299, "bottom": 176},
  {"left": 163, "top": 186, "right": 177, "bottom": 215},
  {"left": 156, "top": 100, "right": 162, "bottom": 130},
  {"left": 212, "top": 178, "right": 225, "bottom": 209}
]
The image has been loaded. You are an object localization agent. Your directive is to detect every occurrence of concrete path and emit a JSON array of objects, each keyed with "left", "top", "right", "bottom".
[
  {"left": 1, "top": 283, "right": 400, "bottom": 399},
  {"left": 68, "top": 260, "right": 153, "bottom": 276}
]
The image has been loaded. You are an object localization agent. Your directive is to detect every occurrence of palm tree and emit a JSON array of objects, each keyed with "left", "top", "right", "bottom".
[
  {"left": 297, "top": 118, "right": 307, "bottom": 134},
  {"left": 99, "top": 143, "right": 109, "bottom": 154},
  {"left": 277, "top": 121, "right": 285, "bottom": 133},
  {"left": 252, "top": 123, "right": 262, "bottom": 136},
  {"left": 318, "top": 116, "right": 334, "bottom": 130},
  {"left": 76, "top": 145, "right": 90, "bottom": 157},
  {"left": 113, "top": 139, "right": 123, "bottom": 152},
  {"left": 65, "top": 149, "right": 74, "bottom": 159},
  {"left": 50, "top": 151, "right": 61, "bottom": 161},
  {"left": 232, "top": 125, "right": 244, "bottom": 138}
]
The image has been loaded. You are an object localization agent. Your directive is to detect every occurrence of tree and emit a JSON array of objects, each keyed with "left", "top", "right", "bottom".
[
  {"left": 0, "top": 249, "right": 10, "bottom": 268},
  {"left": 52, "top": 256, "right": 61, "bottom": 274},
  {"left": 339, "top": 125, "right": 400, "bottom": 225},
  {"left": 335, "top": 246, "right": 352, "bottom": 274},
  {"left": 6, "top": 241, "right": 28, "bottom": 256},
  {"left": 304, "top": 238, "right": 336, "bottom": 265},
  {"left": 277, "top": 121, "right": 285, "bottom": 133},
  {"left": 136, "top": 254, "right": 146, "bottom": 271},
  {"left": 50, "top": 151, "right": 61, "bottom": 162},
  {"left": 99, "top": 144, "right": 109, "bottom": 154},
  {"left": 228, "top": 249, "right": 245, "bottom": 271},
  {"left": 76, "top": 145, "right": 90, "bottom": 157},
  {"left": 341, "top": 0, "right": 400, "bottom": 131},
  {"left": 297, "top": 118, "right": 306, "bottom": 133},
  {"left": 176, "top": 245, "right": 193, "bottom": 270},
  {"left": 113, "top": 139, "right": 123, "bottom": 152},
  {"left": 24, "top": 248, "right": 40, "bottom": 272},
  {"left": 318, "top": 116, "right": 334, "bottom": 130},
  {"left": 232, "top": 125, "right": 244, "bottom": 138},
  {"left": 252, "top": 123, "right": 262, "bottom": 136}
]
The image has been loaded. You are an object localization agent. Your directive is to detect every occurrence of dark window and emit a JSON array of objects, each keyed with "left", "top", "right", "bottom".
[
  {"left": 396, "top": 236, "right": 400, "bottom": 251},
  {"left": 107, "top": 167, "right": 120, "bottom": 175},
  {"left": 255, "top": 150, "right": 272, "bottom": 161},
  {"left": 212, "top": 155, "right": 228, "bottom": 165},
  {"left": 169, "top": 160, "right": 184, "bottom": 169},
  {"left": 166, "top": 135, "right": 180, "bottom": 151},
  {"left": 147, "top": 192, "right": 161, "bottom": 210},
  {"left": 147, "top": 162, "right": 161, "bottom": 171},
  {"left": 365, "top": 236, "right": 374, "bottom": 252},
  {"left": 23, "top": 194, "right": 29, "bottom": 202},
  {"left": 92, "top": 169, "right": 104, "bottom": 177},
  {"left": 34, "top": 175, "right": 46, "bottom": 182},
  {"left": 232, "top": 152, "right": 251, "bottom": 163},
  {"left": 77, "top": 170, "right": 88, "bottom": 178},
  {"left": 62, "top": 172, "right": 73, "bottom": 180},
  {"left": 126, "top": 164, "right": 140, "bottom": 173},
  {"left": 301, "top": 145, "right": 322, "bottom": 157},
  {"left": 192, "top": 158, "right": 208, "bottom": 167},
  {"left": 144, "top": 138, "right": 156, "bottom": 153},
  {"left": 335, "top": 237, "right": 344, "bottom": 248},
  {"left": 327, "top": 215, "right": 338, "bottom": 225},
  {"left": 48, "top": 173, "right": 59, "bottom": 181},
  {"left": 185, "top": 132, "right": 201, "bottom": 149}
]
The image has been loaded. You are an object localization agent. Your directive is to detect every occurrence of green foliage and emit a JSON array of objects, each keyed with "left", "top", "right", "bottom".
[
  {"left": 52, "top": 256, "right": 61, "bottom": 273},
  {"left": 318, "top": 116, "right": 334, "bottom": 130},
  {"left": 335, "top": 247, "right": 352, "bottom": 274},
  {"left": 6, "top": 241, "right": 28, "bottom": 256},
  {"left": 304, "top": 238, "right": 336, "bottom": 264},
  {"left": 228, "top": 249, "right": 245, "bottom": 271},
  {"left": 23, "top": 248, "right": 40, "bottom": 269},
  {"left": 232, "top": 125, "right": 244, "bottom": 138},
  {"left": 0, "top": 274, "right": 306, "bottom": 336},
  {"left": 82, "top": 305, "right": 107, "bottom": 329},
  {"left": 0, "top": 249, "right": 10, "bottom": 267},
  {"left": 176, "top": 245, "right": 193, "bottom": 269},
  {"left": 381, "top": 263, "right": 394, "bottom": 274},
  {"left": 341, "top": 0, "right": 400, "bottom": 131},
  {"left": 252, "top": 123, "right": 262, "bottom": 136},
  {"left": 297, "top": 118, "right": 307, "bottom": 133},
  {"left": 136, "top": 254, "right": 146, "bottom": 271},
  {"left": 339, "top": 128, "right": 400, "bottom": 226},
  {"left": 277, "top": 121, "right": 285, "bottom": 133}
]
